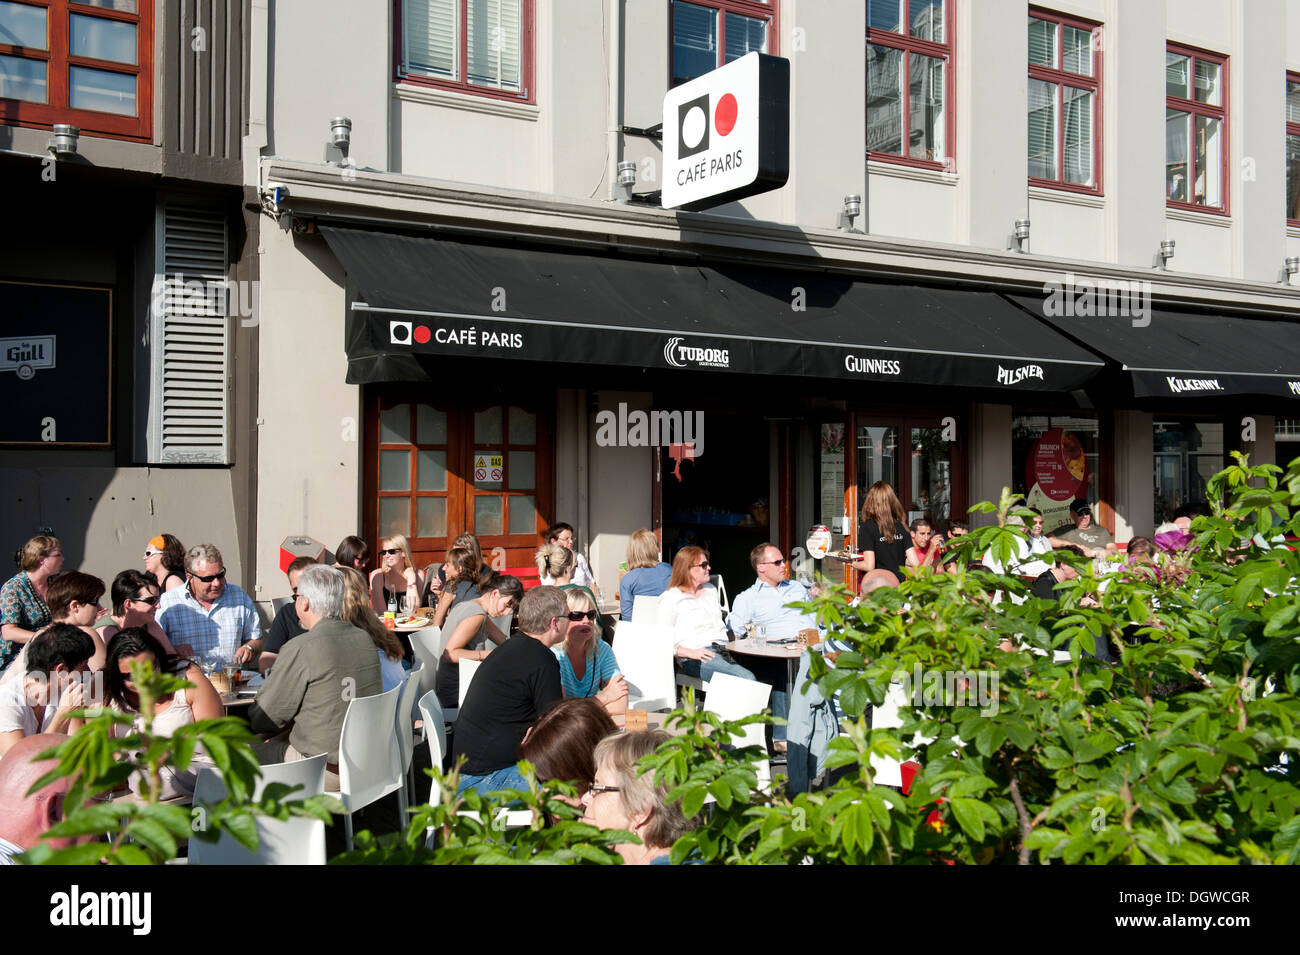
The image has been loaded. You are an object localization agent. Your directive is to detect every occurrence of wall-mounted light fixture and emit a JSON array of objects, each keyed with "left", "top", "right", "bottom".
[
  {"left": 325, "top": 116, "right": 352, "bottom": 165},
  {"left": 47, "top": 124, "right": 79, "bottom": 157},
  {"left": 837, "top": 194, "right": 862, "bottom": 231},
  {"left": 615, "top": 160, "right": 637, "bottom": 202},
  {"left": 1158, "top": 238, "right": 1176, "bottom": 269},
  {"left": 1010, "top": 217, "right": 1031, "bottom": 252},
  {"left": 1285, "top": 256, "right": 1299, "bottom": 281}
]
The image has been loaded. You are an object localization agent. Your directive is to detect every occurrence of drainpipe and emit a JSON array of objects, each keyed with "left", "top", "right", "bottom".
[{"left": 607, "top": 0, "right": 622, "bottom": 200}]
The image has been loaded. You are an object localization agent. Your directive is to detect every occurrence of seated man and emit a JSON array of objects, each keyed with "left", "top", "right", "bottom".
[
  {"left": 157, "top": 544, "right": 260, "bottom": 660},
  {"left": 1048, "top": 500, "right": 1117, "bottom": 560},
  {"left": 234, "top": 555, "right": 316, "bottom": 675},
  {"left": 905, "top": 519, "right": 946, "bottom": 572},
  {"left": 0, "top": 624, "right": 95, "bottom": 758},
  {"left": 249, "top": 564, "right": 381, "bottom": 788},
  {"left": 452, "top": 586, "right": 568, "bottom": 795},
  {"left": 0, "top": 733, "right": 85, "bottom": 863},
  {"left": 726, "top": 543, "right": 813, "bottom": 748}
]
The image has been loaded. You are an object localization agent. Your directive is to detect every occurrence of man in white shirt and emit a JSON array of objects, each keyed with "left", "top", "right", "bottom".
[{"left": 0, "top": 624, "right": 95, "bottom": 759}]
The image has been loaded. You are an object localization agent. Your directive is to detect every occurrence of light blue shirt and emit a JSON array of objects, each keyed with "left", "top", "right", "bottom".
[
  {"left": 553, "top": 641, "right": 621, "bottom": 699},
  {"left": 726, "top": 578, "right": 816, "bottom": 638},
  {"left": 157, "top": 582, "right": 261, "bottom": 659}
]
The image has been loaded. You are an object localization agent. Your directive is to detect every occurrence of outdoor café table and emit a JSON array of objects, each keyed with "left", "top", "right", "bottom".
[{"left": 727, "top": 636, "right": 805, "bottom": 710}]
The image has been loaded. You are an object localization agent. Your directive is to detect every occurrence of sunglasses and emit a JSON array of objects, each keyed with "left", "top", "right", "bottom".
[
  {"left": 379, "top": 548, "right": 401, "bottom": 556},
  {"left": 566, "top": 609, "right": 598, "bottom": 622},
  {"left": 760, "top": 558, "right": 787, "bottom": 566},
  {"left": 129, "top": 595, "right": 160, "bottom": 606},
  {"left": 190, "top": 570, "right": 226, "bottom": 583},
  {"left": 694, "top": 561, "right": 711, "bottom": 569},
  {"left": 143, "top": 550, "right": 162, "bottom": 559}
]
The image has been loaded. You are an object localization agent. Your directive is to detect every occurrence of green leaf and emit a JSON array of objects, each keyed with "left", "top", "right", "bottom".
[
  {"left": 124, "top": 817, "right": 177, "bottom": 859},
  {"left": 949, "top": 798, "right": 987, "bottom": 842}
]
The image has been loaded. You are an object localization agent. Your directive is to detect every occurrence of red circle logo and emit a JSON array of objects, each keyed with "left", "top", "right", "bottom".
[
  {"left": 413, "top": 325, "right": 431, "bottom": 344},
  {"left": 714, "top": 93, "right": 738, "bottom": 136}
]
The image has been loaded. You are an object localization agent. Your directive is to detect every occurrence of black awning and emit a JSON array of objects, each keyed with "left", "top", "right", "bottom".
[
  {"left": 322, "top": 226, "right": 1104, "bottom": 391},
  {"left": 1008, "top": 292, "right": 1300, "bottom": 399}
]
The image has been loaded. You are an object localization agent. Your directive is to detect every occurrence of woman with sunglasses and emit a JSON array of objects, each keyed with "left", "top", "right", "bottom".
[
  {"left": 436, "top": 572, "right": 524, "bottom": 708},
  {"left": 368, "top": 534, "right": 424, "bottom": 614},
  {"left": 100, "top": 570, "right": 178, "bottom": 657},
  {"left": 657, "top": 546, "right": 762, "bottom": 687},
  {"left": 143, "top": 534, "right": 187, "bottom": 593},
  {"left": 555, "top": 589, "right": 626, "bottom": 715}
]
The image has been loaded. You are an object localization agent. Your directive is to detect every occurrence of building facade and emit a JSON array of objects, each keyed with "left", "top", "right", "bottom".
[{"left": 4, "top": 0, "right": 1298, "bottom": 611}]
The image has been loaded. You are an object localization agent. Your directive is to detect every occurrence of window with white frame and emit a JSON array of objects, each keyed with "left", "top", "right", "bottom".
[
  {"left": 1286, "top": 73, "right": 1300, "bottom": 225},
  {"left": 397, "top": 0, "right": 532, "bottom": 101}
]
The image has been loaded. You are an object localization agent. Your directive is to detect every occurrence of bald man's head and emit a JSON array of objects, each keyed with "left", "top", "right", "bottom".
[
  {"left": 860, "top": 569, "right": 900, "bottom": 595},
  {"left": 0, "top": 734, "right": 77, "bottom": 853}
]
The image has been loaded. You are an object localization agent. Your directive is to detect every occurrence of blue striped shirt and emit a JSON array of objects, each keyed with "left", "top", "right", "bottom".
[
  {"left": 553, "top": 641, "right": 620, "bottom": 699},
  {"left": 157, "top": 582, "right": 261, "bottom": 659}
]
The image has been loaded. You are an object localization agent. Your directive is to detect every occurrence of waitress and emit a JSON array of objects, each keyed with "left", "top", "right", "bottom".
[{"left": 851, "top": 481, "right": 910, "bottom": 579}]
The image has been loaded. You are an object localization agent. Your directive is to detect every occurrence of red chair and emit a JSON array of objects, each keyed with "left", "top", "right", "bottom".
[{"left": 504, "top": 566, "right": 543, "bottom": 590}]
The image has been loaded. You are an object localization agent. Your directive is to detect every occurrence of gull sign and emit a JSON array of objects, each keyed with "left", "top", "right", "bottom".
[{"left": 662, "top": 52, "right": 790, "bottom": 211}]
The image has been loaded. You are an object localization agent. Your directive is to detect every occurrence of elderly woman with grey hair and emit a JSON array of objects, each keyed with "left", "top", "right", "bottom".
[{"left": 580, "top": 729, "right": 697, "bottom": 865}]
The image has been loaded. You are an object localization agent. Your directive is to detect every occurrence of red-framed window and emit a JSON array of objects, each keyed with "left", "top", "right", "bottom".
[
  {"left": 1165, "top": 43, "right": 1228, "bottom": 214},
  {"left": 670, "top": 0, "right": 776, "bottom": 88},
  {"left": 1028, "top": 8, "right": 1102, "bottom": 194},
  {"left": 1286, "top": 72, "right": 1300, "bottom": 226},
  {"left": 395, "top": 0, "right": 535, "bottom": 103},
  {"left": 866, "top": 0, "right": 952, "bottom": 170},
  {"left": 0, "top": 0, "right": 152, "bottom": 141}
]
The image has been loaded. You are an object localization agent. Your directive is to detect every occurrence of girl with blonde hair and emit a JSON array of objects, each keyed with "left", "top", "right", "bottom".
[{"left": 368, "top": 533, "right": 424, "bottom": 614}]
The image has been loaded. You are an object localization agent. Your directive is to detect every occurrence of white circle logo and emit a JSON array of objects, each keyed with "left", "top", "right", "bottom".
[{"left": 681, "top": 106, "right": 706, "bottom": 150}]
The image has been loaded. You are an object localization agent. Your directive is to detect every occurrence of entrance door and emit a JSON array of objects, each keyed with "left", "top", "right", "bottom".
[
  {"left": 366, "top": 394, "right": 552, "bottom": 574},
  {"left": 849, "top": 412, "right": 964, "bottom": 573}
]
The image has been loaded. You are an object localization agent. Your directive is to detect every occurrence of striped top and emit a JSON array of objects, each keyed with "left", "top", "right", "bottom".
[{"left": 553, "top": 640, "right": 620, "bottom": 699}]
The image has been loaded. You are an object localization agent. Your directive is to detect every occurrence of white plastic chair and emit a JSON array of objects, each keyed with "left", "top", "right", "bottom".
[
  {"left": 457, "top": 658, "right": 481, "bottom": 709},
  {"left": 407, "top": 626, "right": 442, "bottom": 701},
  {"left": 416, "top": 688, "right": 447, "bottom": 805},
  {"left": 338, "top": 683, "right": 406, "bottom": 851},
  {"left": 702, "top": 671, "right": 772, "bottom": 790},
  {"left": 630, "top": 594, "right": 661, "bottom": 623},
  {"left": 190, "top": 754, "right": 328, "bottom": 865},
  {"left": 611, "top": 620, "right": 676, "bottom": 711},
  {"left": 708, "top": 574, "right": 730, "bottom": 614},
  {"left": 396, "top": 660, "right": 425, "bottom": 804},
  {"left": 867, "top": 682, "right": 908, "bottom": 788}
]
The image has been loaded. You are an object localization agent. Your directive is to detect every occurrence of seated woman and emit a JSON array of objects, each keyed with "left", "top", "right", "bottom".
[
  {"left": 619, "top": 528, "right": 671, "bottom": 621},
  {"left": 537, "top": 543, "right": 605, "bottom": 642},
  {"left": 1, "top": 571, "right": 109, "bottom": 686},
  {"left": 581, "top": 729, "right": 697, "bottom": 865},
  {"left": 656, "top": 546, "right": 761, "bottom": 686},
  {"left": 339, "top": 568, "right": 407, "bottom": 692},
  {"left": 421, "top": 533, "right": 482, "bottom": 609},
  {"left": 104, "top": 627, "right": 223, "bottom": 800},
  {"left": 541, "top": 523, "right": 600, "bottom": 601},
  {"left": 555, "top": 590, "right": 626, "bottom": 715},
  {"left": 426, "top": 546, "right": 484, "bottom": 629},
  {"left": 143, "top": 534, "right": 187, "bottom": 593},
  {"left": 436, "top": 572, "right": 524, "bottom": 708},
  {"left": 100, "top": 570, "right": 178, "bottom": 657},
  {"left": 518, "top": 697, "right": 616, "bottom": 802},
  {"left": 368, "top": 534, "right": 424, "bottom": 614}
]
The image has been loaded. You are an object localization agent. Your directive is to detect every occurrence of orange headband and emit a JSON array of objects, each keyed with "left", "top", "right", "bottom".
[{"left": 148, "top": 535, "right": 166, "bottom": 550}]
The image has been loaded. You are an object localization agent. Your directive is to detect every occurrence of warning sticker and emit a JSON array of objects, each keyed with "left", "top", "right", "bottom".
[{"left": 474, "top": 453, "right": 504, "bottom": 486}]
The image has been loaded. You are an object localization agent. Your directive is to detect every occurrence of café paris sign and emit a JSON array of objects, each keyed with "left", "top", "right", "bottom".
[{"left": 661, "top": 52, "right": 790, "bottom": 212}]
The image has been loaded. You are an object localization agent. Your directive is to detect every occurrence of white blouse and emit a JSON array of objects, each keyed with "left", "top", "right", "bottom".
[{"left": 656, "top": 585, "right": 727, "bottom": 651}]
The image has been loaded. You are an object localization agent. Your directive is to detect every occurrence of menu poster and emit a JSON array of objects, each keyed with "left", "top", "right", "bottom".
[
  {"left": 820, "top": 423, "right": 846, "bottom": 541},
  {"left": 1025, "top": 428, "right": 1087, "bottom": 530}
]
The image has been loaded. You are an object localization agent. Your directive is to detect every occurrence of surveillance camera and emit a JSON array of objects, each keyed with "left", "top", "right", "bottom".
[{"left": 263, "top": 182, "right": 289, "bottom": 211}]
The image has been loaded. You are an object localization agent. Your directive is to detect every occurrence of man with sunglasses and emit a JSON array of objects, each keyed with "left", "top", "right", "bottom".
[
  {"left": 157, "top": 544, "right": 260, "bottom": 662},
  {"left": 724, "top": 543, "right": 814, "bottom": 751}
]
